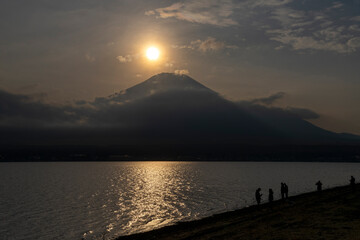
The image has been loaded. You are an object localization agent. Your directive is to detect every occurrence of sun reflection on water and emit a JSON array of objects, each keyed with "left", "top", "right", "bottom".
[{"left": 118, "top": 162, "right": 195, "bottom": 234}]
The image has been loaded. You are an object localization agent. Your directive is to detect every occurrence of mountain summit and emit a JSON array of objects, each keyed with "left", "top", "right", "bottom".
[{"left": 109, "top": 73, "right": 214, "bottom": 102}]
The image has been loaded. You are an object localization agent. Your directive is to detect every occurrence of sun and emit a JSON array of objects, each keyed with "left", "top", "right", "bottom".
[{"left": 146, "top": 47, "right": 160, "bottom": 61}]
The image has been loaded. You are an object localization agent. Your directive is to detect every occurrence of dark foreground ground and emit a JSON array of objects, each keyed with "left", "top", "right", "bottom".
[{"left": 118, "top": 184, "right": 360, "bottom": 240}]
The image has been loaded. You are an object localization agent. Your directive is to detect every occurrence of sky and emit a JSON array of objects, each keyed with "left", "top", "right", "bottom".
[{"left": 0, "top": 0, "right": 360, "bottom": 135}]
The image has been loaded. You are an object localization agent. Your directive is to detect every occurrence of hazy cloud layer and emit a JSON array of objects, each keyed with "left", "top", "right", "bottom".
[
  {"left": 117, "top": 54, "right": 138, "bottom": 63},
  {"left": 146, "top": 0, "right": 238, "bottom": 27},
  {"left": 249, "top": 0, "right": 292, "bottom": 7},
  {"left": 245, "top": 92, "right": 319, "bottom": 120},
  {"left": 250, "top": 92, "right": 285, "bottom": 105},
  {"left": 148, "top": 0, "right": 360, "bottom": 53},
  {"left": 352, "top": 16, "right": 360, "bottom": 22},
  {"left": 173, "top": 37, "right": 238, "bottom": 52},
  {"left": 174, "top": 69, "right": 189, "bottom": 75},
  {"left": 85, "top": 54, "right": 96, "bottom": 63},
  {"left": 286, "top": 107, "right": 320, "bottom": 120},
  {"left": 254, "top": 1, "right": 360, "bottom": 53}
]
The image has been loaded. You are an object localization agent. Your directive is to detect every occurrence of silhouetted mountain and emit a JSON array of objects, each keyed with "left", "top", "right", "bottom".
[
  {"left": 88, "top": 73, "right": 350, "bottom": 144},
  {"left": 338, "top": 133, "right": 360, "bottom": 140},
  {"left": 0, "top": 73, "right": 359, "bottom": 148},
  {"left": 1, "top": 73, "right": 360, "bottom": 161}
]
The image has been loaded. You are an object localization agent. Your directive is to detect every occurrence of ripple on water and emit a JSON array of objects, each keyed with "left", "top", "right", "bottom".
[{"left": 0, "top": 161, "right": 359, "bottom": 239}]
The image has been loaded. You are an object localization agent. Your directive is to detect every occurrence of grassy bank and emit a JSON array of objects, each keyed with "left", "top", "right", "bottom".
[{"left": 118, "top": 184, "right": 360, "bottom": 240}]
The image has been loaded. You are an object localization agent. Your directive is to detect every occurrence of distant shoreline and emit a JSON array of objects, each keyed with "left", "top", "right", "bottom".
[
  {"left": 1, "top": 144, "right": 360, "bottom": 162},
  {"left": 117, "top": 184, "right": 360, "bottom": 240},
  {"left": 0, "top": 159, "right": 360, "bottom": 163}
]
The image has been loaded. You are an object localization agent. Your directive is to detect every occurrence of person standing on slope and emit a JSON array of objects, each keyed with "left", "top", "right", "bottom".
[
  {"left": 255, "top": 188, "right": 262, "bottom": 205},
  {"left": 316, "top": 181, "right": 322, "bottom": 191},
  {"left": 268, "top": 189, "right": 274, "bottom": 203}
]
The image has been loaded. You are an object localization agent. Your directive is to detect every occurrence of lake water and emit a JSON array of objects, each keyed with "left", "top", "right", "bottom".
[{"left": 1, "top": 161, "right": 359, "bottom": 240}]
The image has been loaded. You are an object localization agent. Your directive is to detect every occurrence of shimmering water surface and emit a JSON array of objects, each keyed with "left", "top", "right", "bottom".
[{"left": 1, "top": 161, "right": 359, "bottom": 240}]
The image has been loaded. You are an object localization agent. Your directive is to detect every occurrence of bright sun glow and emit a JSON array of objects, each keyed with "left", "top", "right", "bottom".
[{"left": 146, "top": 47, "right": 160, "bottom": 61}]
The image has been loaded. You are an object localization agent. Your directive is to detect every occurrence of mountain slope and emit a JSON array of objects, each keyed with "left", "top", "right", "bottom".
[
  {"left": 108, "top": 73, "right": 215, "bottom": 103},
  {"left": 237, "top": 103, "right": 338, "bottom": 141}
]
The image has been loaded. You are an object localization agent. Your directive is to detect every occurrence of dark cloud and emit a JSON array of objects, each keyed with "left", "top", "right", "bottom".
[
  {"left": 0, "top": 89, "right": 82, "bottom": 126},
  {"left": 242, "top": 92, "right": 320, "bottom": 121},
  {"left": 75, "top": 100, "right": 88, "bottom": 105},
  {"left": 250, "top": 92, "right": 285, "bottom": 105}
]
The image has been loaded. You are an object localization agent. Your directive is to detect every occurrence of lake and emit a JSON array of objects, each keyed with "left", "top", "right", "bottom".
[{"left": 0, "top": 161, "right": 359, "bottom": 240}]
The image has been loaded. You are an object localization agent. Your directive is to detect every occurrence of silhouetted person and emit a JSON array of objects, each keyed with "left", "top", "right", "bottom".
[
  {"left": 268, "top": 189, "right": 274, "bottom": 203},
  {"left": 350, "top": 176, "right": 355, "bottom": 186},
  {"left": 316, "top": 181, "right": 322, "bottom": 191},
  {"left": 255, "top": 188, "right": 262, "bottom": 205},
  {"left": 350, "top": 176, "right": 356, "bottom": 190},
  {"left": 281, "top": 183, "right": 285, "bottom": 200},
  {"left": 284, "top": 183, "right": 289, "bottom": 199}
]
